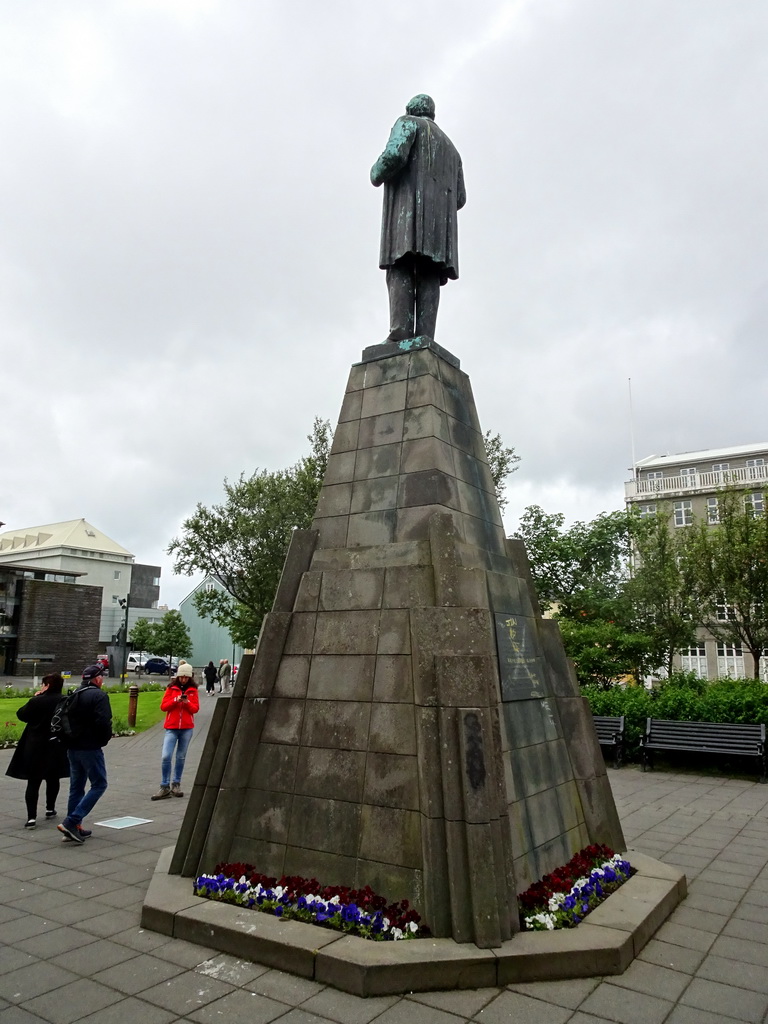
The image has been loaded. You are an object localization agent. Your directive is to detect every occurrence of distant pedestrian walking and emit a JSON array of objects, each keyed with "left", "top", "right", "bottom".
[
  {"left": 203, "top": 660, "right": 217, "bottom": 695},
  {"left": 151, "top": 663, "right": 199, "bottom": 800},
  {"left": 218, "top": 658, "right": 231, "bottom": 693},
  {"left": 5, "top": 673, "right": 70, "bottom": 829},
  {"left": 57, "top": 664, "right": 112, "bottom": 844}
]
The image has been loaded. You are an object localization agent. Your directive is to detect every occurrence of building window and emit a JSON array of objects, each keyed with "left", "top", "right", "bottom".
[
  {"left": 717, "top": 643, "right": 745, "bottom": 679},
  {"left": 680, "top": 644, "right": 708, "bottom": 679},
  {"left": 114, "top": 570, "right": 121, "bottom": 580},
  {"left": 153, "top": 576, "right": 160, "bottom": 586},
  {"left": 707, "top": 497, "right": 719, "bottom": 524},
  {"left": 715, "top": 601, "right": 736, "bottom": 622},
  {"left": 747, "top": 458, "right": 765, "bottom": 480},
  {"left": 712, "top": 463, "right": 729, "bottom": 472},
  {"left": 745, "top": 492, "right": 765, "bottom": 515},
  {"left": 673, "top": 501, "right": 693, "bottom": 527},
  {"left": 112, "top": 594, "right": 119, "bottom": 604},
  {"left": 639, "top": 504, "right": 656, "bottom": 517},
  {"left": 680, "top": 467, "right": 697, "bottom": 476}
]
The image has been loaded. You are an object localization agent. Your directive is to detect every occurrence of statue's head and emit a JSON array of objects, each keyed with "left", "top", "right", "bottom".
[{"left": 406, "top": 94, "right": 435, "bottom": 120}]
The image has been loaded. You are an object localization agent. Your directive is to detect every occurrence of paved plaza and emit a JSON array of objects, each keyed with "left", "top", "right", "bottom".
[{"left": 1, "top": 693, "right": 767, "bottom": 1024}]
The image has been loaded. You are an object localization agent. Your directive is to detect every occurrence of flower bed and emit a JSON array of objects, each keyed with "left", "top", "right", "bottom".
[
  {"left": 194, "top": 866, "right": 427, "bottom": 941},
  {"left": 519, "top": 844, "right": 633, "bottom": 930}
]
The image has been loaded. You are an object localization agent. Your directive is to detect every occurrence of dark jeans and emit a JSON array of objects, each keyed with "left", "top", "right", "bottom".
[
  {"left": 66, "top": 748, "right": 108, "bottom": 825},
  {"left": 25, "top": 775, "right": 61, "bottom": 820}
]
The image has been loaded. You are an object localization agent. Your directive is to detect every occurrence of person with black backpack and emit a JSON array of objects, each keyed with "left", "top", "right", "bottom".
[
  {"left": 56, "top": 663, "right": 112, "bottom": 844},
  {"left": 5, "top": 673, "right": 70, "bottom": 828}
]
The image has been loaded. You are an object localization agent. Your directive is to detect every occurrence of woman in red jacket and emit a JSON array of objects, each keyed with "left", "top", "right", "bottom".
[{"left": 151, "top": 663, "right": 200, "bottom": 800}]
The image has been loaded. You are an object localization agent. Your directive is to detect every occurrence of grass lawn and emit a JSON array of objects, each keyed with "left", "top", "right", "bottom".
[{"left": 0, "top": 689, "right": 166, "bottom": 744}]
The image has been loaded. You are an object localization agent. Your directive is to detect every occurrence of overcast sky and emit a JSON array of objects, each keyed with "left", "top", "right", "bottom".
[{"left": 3, "top": 0, "right": 768, "bottom": 608}]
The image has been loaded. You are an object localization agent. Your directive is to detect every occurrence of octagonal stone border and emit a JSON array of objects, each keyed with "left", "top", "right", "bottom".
[{"left": 141, "top": 848, "right": 686, "bottom": 997}]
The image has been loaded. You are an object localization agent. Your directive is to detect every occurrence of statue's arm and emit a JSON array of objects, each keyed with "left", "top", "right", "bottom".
[
  {"left": 456, "top": 161, "right": 466, "bottom": 210},
  {"left": 370, "top": 117, "right": 417, "bottom": 187}
]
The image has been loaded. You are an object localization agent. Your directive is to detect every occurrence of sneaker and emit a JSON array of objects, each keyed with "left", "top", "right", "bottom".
[
  {"left": 25, "top": 819, "right": 36, "bottom": 829},
  {"left": 151, "top": 786, "right": 171, "bottom": 801},
  {"left": 45, "top": 810, "right": 57, "bottom": 819},
  {"left": 57, "top": 820, "right": 84, "bottom": 844},
  {"left": 76, "top": 825, "right": 92, "bottom": 839},
  {"left": 170, "top": 782, "right": 184, "bottom": 798}
]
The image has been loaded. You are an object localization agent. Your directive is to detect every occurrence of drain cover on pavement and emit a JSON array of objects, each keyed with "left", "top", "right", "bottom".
[{"left": 95, "top": 816, "right": 153, "bottom": 829}]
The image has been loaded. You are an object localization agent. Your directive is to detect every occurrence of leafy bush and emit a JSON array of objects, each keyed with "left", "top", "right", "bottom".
[{"left": 583, "top": 674, "right": 768, "bottom": 762}]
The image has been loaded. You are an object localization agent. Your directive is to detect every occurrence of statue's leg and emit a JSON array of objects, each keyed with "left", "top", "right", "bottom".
[
  {"left": 385, "top": 265, "right": 415, "bottom": 342},
  {"left": 414, "top": 269, "right": 441, "bottom": 340}
]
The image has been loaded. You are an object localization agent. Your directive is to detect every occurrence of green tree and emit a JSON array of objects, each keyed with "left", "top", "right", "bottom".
[
  {"left": 482, "top": 431, "right": 521, "bottom": 513},
  {"left": 152, "top": 609, "right": 193, "bottom": 665},
  {"left": 168, "top": 418, "right": 332, "bottom": 648},
  {"left": 128, "top": 617, "right": 157, "bottom": 678},
  {"left": 689, "top": 488, "right": 768, "bottom": 679},
  {"left": 626, "top": 508, "right": 700, "bottom": 678},
  {"left": 557, "top": 618, "right": 656, "bottom": 690}
]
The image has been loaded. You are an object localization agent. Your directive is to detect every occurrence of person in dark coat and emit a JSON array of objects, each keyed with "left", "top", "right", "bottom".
[
  {"left": 5, "top": 673, "right": 70, "bottom": 828},
  {"left": 203, "top": 660, "right": 217, "bottom": 695},
  {"left": 371, "top": 94, "right": 466, "bottom": 343}
]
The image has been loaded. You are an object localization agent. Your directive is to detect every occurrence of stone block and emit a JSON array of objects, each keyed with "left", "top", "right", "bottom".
[
  {"left": 541, "top": 621, "right": 581, "bottom": 697},
  {"left": 347, "top": 510, "right": 396, "bottom": 546},
  {"left": 503, "top": 699, "right": 560, "bottom": 749},
  {"left": 373, "top": 655, "right": 413, "bottom": 703},
  {"left": 272, "top": 529, "right": 319, "bottom": 612},
  {"left": 239, "top": 789, "right": 292, "bottom": 843},
  {"left": 323, "top": 450, "right": 356, "bottom": 485},
  {"left": 354, "top": 442, "right": 401, "bottom": 480},
  {"left": 301, "top": 699, "right": 371, "bottom": 750},
  {"left": 625, "top": 850, "right": 688, "bottom": 900},
  {"left": 398, "top": 470, "right": 461, "bottom": 511},
  {"left": 575, "top": 774, "right": 626, "bottom": 852},
  {"left": 245, "top": 612, "right": 292, "bottom": 698},
  {"left": 447, "top": 414, "right": 483, "bottom": 457},
  {"left": 462, "top": 515, "right": 506, "bottom": 554},
  {"left": 457, "top": 709, "right": 496, "bottom": 825},
  {"left": 494, "top": 924, "right": 633, "bottom": 983},
  {"left": 345, "top": 363, "right": 366, "bottom": 392},
  {"left": 261, "top": 698, "right": 305, "bottom": 745},
  {"left": 525, "top": 786, "right": 566, "bottom": 848},
  {"left": 315, "top": 935, "right": 496, "bottom": 997},
  {"left": 330, "top": 418, "right": 360, "bottom": 454},
  {"left": 403, "top": 405, "right": 451, "bottom": 444},
  {"left": 294, "top": 573, "right": 321, "bottom": 612},
  {"left": 364, "top": 752, "right": 420, "bottom": 810},
  {"left": 554, "top": 779, "right": 585, "bottom": 834},
  {"left": 359, "top": 805, "right": 422, "bottom": 868},
  {"left": 411, "top": 606, "right": 495, "bottom": 659},
  {"left": 227, "top": 836, "right": 286, "bottom": 876},
  {"left": 248, "top": 743, "right": 298, "bottom": 792},
  {"left": 435, "top": 655, "right": 497, "bottom": 707},
  {"left": 313, "top": 610, "right": 381, "bottom": 654},
  {"left": 313, "top": 516, "right": 349, "bottom": 549},
  {"left": 397, "top": 504, "right": 461, "bottom": 542},
  {"left": 378, "top": 609, "right": 411, "bottom": 654},
  {"left": 383, "top": 565, "right": 435, "bottom": 608},
  {"left": 288, "top": 795, "right": 362, "bottom": 857},
  {"left": 464, "top": 821, "right": 507, "bottom": 947},
  {"left": 369, "top": 702, "right": 417, "bottom": 754},
  {"left": 338, "top": 389, "right": 363, "bottom": 422},
  {"left": 283, "top": 846, "right": 358, "bottom": 887},
  {"left": 141, "top": 851, "right": 201, "bottom": 935},
  {"left": 453, "top": 447, "right": 495, "bottom": 493},
  {"left": 315, "top": 482, "right": 353, "bottom": 518},
  {"left": 273, "top": 656, "right": 310, "bottom": 698},
  {"left": 357, "top": 410, "right": 405, "bottom": 448},
  {"left": 406, "top": 373, "right": 446, "bottom": 411},
  {"left": 363, "top": 352, "right": 410, "bottom": 386},
  {"left": 401, "top": 437, "right": 456, "bottom": 476},
  {"left": 284, "top": 613, "right": 316, "bottom": 655},
  {"left": 350, "top": 478, "right": 400, "bottom": 514},
  {"left": 307, "top": 654, "right": 376, "bottom": 701},
  {"left": 457, "top": 482, "right": 503, "bottom": 528},
  {"left": 318, "top": 569, "right": 385, "bottom": 611},
  {"left": 353, "top": 860, "right": 423, "bottom": 910},
  {"left": 587, "top": 874, "right": 683, "bottom": 955},
  {"left": 294, "top": 746, "right": 367, "bottom": 802},
  {"left": 556, "top": 696, "right": 605, "bottom": 779},
  {"left": 415, "top": 707, "right": 444, "bottom": 817},
  {"left": 486, "top": 571, "right": 529, "bottom": 617},
  {"left": 174, "top": 898, "right": 340, "bottom": 979}
]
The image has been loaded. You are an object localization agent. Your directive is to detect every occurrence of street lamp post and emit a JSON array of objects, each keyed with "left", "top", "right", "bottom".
[{"left": 118, "top": 595, "right": 131, "bottom": 682}]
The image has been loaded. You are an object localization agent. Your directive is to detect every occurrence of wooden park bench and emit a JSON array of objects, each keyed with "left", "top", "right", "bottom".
[
  {"left": 592, "top": 714, "right": 626, "bottom": 769},
  {"left": 641, "top": 718, "right": 767, "bottom": 783}
]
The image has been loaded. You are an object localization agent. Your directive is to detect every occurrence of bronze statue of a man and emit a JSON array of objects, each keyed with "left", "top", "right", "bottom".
[{"left": 371, "top": 94, "right": 466, "bottom": 344}]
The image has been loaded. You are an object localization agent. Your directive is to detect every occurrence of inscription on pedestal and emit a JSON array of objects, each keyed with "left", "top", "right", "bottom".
[{"left": 494, "top": 613, "right": 549, "bottom": 701}]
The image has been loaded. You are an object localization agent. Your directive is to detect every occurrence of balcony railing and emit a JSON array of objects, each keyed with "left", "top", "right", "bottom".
[{"left": 625, "top": 465, "right": 768, "bottom": 499}]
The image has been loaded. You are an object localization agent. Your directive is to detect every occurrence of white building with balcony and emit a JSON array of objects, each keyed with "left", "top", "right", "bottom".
[{"left": 625, "top": 442, "right": 768, "bottom": 681}]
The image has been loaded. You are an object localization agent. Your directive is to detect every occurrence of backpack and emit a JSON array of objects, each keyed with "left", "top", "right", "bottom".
[{"left": 50, "top": 688, "right": 82, "bottom": 743}]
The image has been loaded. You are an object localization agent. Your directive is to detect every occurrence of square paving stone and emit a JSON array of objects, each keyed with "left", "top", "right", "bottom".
[
  {"left": 91, "top": 953, "right": 183, "bottom": 994},
  {"left": 0, "top": 950, "right": 37, "bottom": 975},
  {"left": 75, "top": 996, "right": 178, "bottom": 1024},
  {"left": 195, "top": 954, "right": 269, "bottom": 987},
  {"left": 156, "top": 939, "right": 220, "bottom": 969},
  {"left": 407, "top": 987, "right": 499, "bottom": 1016},
  {"left": 608, "top": 959, "right": 690, "bottom": 1001},
  {"left": 0, "top": 964, "right": 79, "bottom": 1003},
  {"left": 666, "top": 1007, "right": 756, "bottom": 1024},
  {"left": 22, "top": 978, "right": 122, "bottom": 1024},
  {"left": 504, "top": 977, "right": 599, "bottom": 1010},
  {"left": 110, "top": 927, "right": 175, "bottom": 953},
  {"left": 300, "top": 988, "right": 398, "bottom": 1024},
  {"left": 723, "top": 918, "right": 768, "bottom": 942},
  {"left": 14, "top": 926, "right": 99, "bottom": 959},
  {"left": 1, "top": 915, "right": 55, "bottom": 943},
  {"left": 0, "top": 1008, "right": 53, "bottom": 1023},
  {"left": 77, "top": 908, "right": 140, "bottom": 938},
  {"left": 669, "top": 907, "right": 728, "bottom": 934},
  {"left": 245, "top": 968, "right": 324, "bottom": 1005},
  {"left": 471, "top": 990, "right": 571, "bottom": 1024},
  {"left": 709, "top": 935, "right": 768, "bottom": 968},
  {"left": 697, "top": 955, "right": 768, "bottom": 994},
  {"left": 187, "top": 989, "right": 292, "bottom": 1024},
  {"left": 140, "top": 971, "right": 236, "bottom": 1014},
  {"left": 654, "top": 921, "right": 717, "bottom": 953},
  {"left": 680, "top": 977, "right": 768, "bottom": 1022},
  {"left": 56, "top": 938, "right": 139, "bottom": 976},
  {"left": 263, "top": 1012, "right": 341, "bottom": 1024},
  {"left": 579, "top": 981, "right": 673, "bottom": 1024}
]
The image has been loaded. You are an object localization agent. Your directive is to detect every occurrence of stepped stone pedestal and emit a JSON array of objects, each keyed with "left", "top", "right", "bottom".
[{"left": 169, "top": 338, "right": 624, "bottom": 949}]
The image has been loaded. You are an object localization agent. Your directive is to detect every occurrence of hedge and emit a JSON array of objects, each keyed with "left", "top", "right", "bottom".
[{"left": 582, "top": 676, "right": 768, "bottom": 762}]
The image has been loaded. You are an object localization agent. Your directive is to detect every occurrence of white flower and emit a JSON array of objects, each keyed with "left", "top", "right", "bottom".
[
  {"left": 382, "top": 916, "right": 390, "bottom": 929},
  {"left": 391, "top": 927, "right": 404, "bottom": 940},
  {"left": 328, "top": 895, "right": 341, "bottom": 905},
  {"left": 408, "top": 921, "right": 418, "bottom": 933}
]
